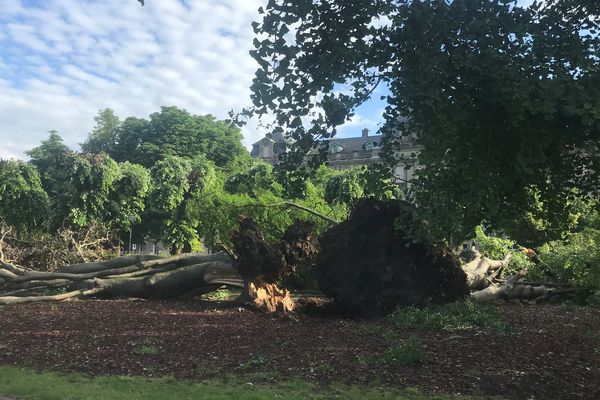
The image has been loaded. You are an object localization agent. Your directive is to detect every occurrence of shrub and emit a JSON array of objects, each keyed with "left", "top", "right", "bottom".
[
  {"left": 381, "top": 337, "right": 428, "bottom": 366},
  {"left": 361, "top": 337, "right": 427, "bottom": 366},
  {"left": 535, "top": 229, "right": 600, "bottom": 293}
]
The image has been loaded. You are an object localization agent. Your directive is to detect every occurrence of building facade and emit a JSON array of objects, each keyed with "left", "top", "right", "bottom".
[{"left": 250, "top": 128, "right": 420, "bottom": 185}]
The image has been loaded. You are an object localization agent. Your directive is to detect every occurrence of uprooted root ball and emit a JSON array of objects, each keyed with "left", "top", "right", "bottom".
[{"left": 316, "top": 198, "right": 469, "bottom": 316}]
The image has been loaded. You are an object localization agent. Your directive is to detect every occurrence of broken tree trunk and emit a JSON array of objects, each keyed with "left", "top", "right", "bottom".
[
  {"left": 231, "top": 218, "right": 318, "bottom": 313},
  {"left": 462, "top": 252, "right": 512, "bottom": 291},
  {"left": 464, "top": 250, "right": 585, "bottom": 303}
]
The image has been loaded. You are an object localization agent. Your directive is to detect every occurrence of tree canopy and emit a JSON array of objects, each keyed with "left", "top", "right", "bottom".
[
  {"left": 247, "top": 0, "right": 600, "bottom": 243},
  {"left": 0, "top": 160, "right": 49, "bottom": 235},
  {"left": 88, "top": 106, "right": 251, "bottom": 171}
]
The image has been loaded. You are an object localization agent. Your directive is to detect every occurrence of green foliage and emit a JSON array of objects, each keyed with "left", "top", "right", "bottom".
[
  {"left": 359, "top": 164, "right": 403, "bottom": 201},
  {"left": 474, "top": 226, "right": 516, "bottom": 260},
  {"left": 474, "top": 226, "right": 533, "bottom": 274},
  {"left": 105, "top": 106, "right": 250, "bottom": 170},
  {"left": 146, "top": 155, "right": 215, "bottom": 252},
  {"left": 108, "top": 162, "right": 152, "bottom": 231},
  {"left": 247, "top": 0, "right": 600, "bottom": 244},
  {"left": 25, "top": 132, "right": 152, "bottom": 234},
  {"left": 46, "top": 153, "right": 149, "bottom": 231},
  {"left": 359, "top": 337, "right": 427, "bottom": 367},
  {"left": 223, "top": 162, "right": 281, "bottom": 197},
  {"left": 494, "top": 187, "right": 591, "bottom": 247},
  {"left": 311, "top": 363, "right": 334, "bottom": 375},
  {"left": 324, "top": 168, "right": 363, "bottom": 206},
  {"left": 132, "top": 344, "right": 159, "bottom": 355},
  {"left": 26, "top": 131, "right": 72, "bottom": 193},
  {"left": 379, "top": 337, "right": 428, "bottom": 366},
  {"left": 389, "top": 300, "right": 508, "bottom": 333},
  {"left": 536, "top": 229, "right": 600, "bottom": 292},
  {"left": 0, "top": 366, "right": 485, "bottom": 400},
  {"left": 239, "top": 354, "right": 268, "bottom": 371},
  {"left": 0, "top": 159, "right": 49, "bottom": 235},
  {"left": 196, "top": 161, "right": 346, "bottom": 254},
  {"left": 200, "top": 288, "right": 240, "bottom": 301},
  {"left": 80, "top": 108, "right": 121, "bottom": 155}
]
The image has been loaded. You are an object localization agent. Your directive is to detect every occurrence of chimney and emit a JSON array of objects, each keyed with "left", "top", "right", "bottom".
[{"left": 362, "top": 128, "right": 369, "bottom": 138}]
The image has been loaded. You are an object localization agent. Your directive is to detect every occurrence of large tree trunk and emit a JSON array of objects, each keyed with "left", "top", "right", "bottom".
[
  {"left": 0, "top": 218, "right": 318, "bottom": 313},
  {"left": 0, "top": 253, "right": 243, "bottom": 305},
  {"left": 463, "top": 250, "right": 584, "bottom": 303}
]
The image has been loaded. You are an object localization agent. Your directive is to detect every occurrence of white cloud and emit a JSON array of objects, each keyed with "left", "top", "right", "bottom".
[{"left": 0, "top": 0, "right": 267, "bottom": 159}]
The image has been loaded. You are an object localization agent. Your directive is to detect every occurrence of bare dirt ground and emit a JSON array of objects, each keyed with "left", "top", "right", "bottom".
[{"left": 0, "top": 300, "right": 598, "bottom": 399}]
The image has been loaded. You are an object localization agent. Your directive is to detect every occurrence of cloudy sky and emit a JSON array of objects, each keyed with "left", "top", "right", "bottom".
[
  {"left": 0, "top": 0, "right": 539, "bottom": 160},
  {"left": 0, "top": 0, "right": 386, "bottom": 160}
]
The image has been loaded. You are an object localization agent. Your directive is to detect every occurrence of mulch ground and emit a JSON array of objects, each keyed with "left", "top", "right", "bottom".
[{"left": 0, "top": 300, "right": 598, "bottom": 399}]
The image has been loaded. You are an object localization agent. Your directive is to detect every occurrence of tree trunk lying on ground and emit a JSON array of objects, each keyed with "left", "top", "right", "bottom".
[
  {"left": 462, "top": 249, "right": 587, "bottom": 303},
  {"left": 0, "top": 253, "right": 242, "bottom": 305},
  {"left": 0, "top": 218, "right": 318, "bottom": 313}
]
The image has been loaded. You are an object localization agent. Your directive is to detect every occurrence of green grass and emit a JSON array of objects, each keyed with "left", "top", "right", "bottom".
[
  {"left": 359, "top": 337, "right": 428, "bottom": 367},
  {"left": 238, "top": 354, "right": 268, "bottom": 370},
  {"left": 201, "top": 289, "right": 240, "bottom": 301},
  {"left": 0, "top": 366, "right": 500, "bottom": 400},
  {"left": 132, "top": 344, "right": 160, "bottom": 355},
  {"left": 389, "top": 300, "right": 509, "bottom": 333}
]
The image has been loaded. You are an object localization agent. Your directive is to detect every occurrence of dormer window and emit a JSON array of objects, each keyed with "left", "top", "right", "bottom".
[
  {"left": 364, "top": 141, "right": 378, "bottom": 150},
  {"left": 329, "top": 143, "right": 344, "bottom": 154}
]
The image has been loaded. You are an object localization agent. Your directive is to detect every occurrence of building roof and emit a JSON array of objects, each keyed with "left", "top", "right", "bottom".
[{"left": 324, "top": 135, "right": 383, "bottom": 153}]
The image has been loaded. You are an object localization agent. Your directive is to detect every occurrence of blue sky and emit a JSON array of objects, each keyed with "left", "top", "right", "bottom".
[{"left": 0, "top": 0, "right": 537, "bottom": 159}]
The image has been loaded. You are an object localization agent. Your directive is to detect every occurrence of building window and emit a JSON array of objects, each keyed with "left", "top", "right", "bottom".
[
  {"left": 364, "top": 141, "right": 378, "bottom": 150},
  {"left": 329, "top": 143, "right": 344, "bottom": 154}
]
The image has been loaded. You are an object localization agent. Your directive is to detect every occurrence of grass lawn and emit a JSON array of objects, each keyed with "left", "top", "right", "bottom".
[{"left": 0, "top": 366, "right": 496, "bottom": 400}]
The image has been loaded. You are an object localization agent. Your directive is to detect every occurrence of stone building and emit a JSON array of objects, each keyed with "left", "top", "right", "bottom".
[{"left": 250, "top": 128, "right": 420, "bottom": 185}]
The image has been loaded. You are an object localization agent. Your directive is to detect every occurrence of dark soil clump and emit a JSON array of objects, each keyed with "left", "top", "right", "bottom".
[{"left": 316, "top": 198, "right": 469, "bottom": 316}]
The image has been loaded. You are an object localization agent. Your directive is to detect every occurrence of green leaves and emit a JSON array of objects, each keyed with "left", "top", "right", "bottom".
[
  {"left": 248, "top": 0, "right": 600, "bottom": 244},
  {"left": 0, "top": 160, "right": 49, "bottom": 235}
]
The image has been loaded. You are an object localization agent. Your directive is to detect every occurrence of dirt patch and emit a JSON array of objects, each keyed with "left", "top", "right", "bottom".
[{"left": 0, "top": 300, "right": 599, "bottom": 399}]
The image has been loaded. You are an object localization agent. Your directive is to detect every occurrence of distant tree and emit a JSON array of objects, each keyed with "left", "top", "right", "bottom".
[
  {"left": 28, "top": 147, "right": 151, "bottom": 232},
  {"left": 223, "top": 162, "right": 281, "bottom": 198},
  {"left": 0, "top": 160, "right": 49, "bottom": 235},
  {"left": 146, "top": 155, "right": 216, "bottom": 253},
  {"left": 108, "top": 106, "right": 250, "bottom": 170},
  {"left": 80, "top": 109, "right": 121, "bottom": 155},
  {"left": 26, "top": 131, "right": 71, "bottom": 192},
  {"left": 107, "top": 161, "right": 152, "bottom": 232},
  {"left": 324, "top": 168, "right": 363, "bottom": 206}
]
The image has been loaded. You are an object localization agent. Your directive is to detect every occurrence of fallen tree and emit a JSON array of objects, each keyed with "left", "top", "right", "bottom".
[
  {"left": 315, "top": 199, "right": 587, "bottom": 314},
  {"left": 0, "top": 218, "right": 318, "bottom": 313},
  {"left": 0, "top": 253, "right": 240, "bottom": 305},
  {"left": 459, "top": 247, "right": 590, "bottom": 303},
  {"left": 0, "top": 199, "right": 586, "bottom": 312}
]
